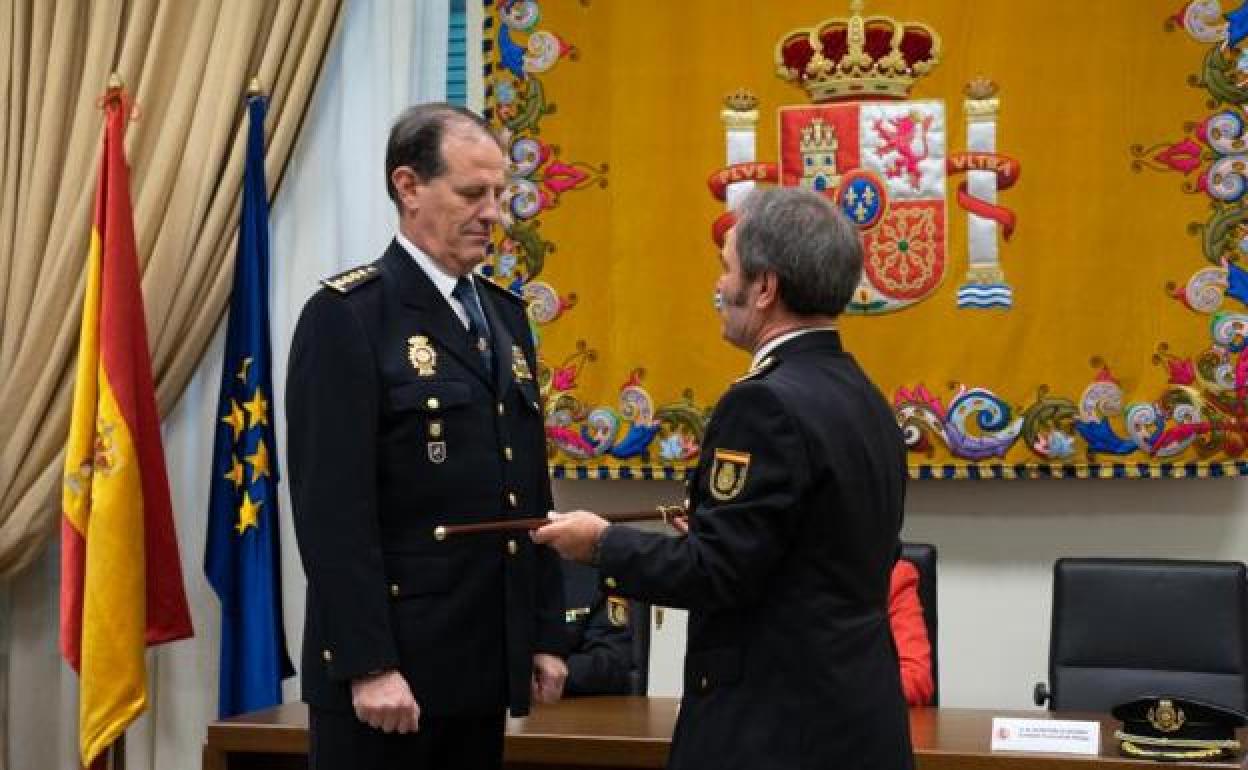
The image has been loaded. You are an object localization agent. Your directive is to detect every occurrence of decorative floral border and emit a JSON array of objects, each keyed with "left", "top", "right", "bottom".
[
  {"left": 889, "top": 1, "right": 1248, "bottom": 479},
  {"left": 483, "top": 0, "right": 708, "bottom": 480}
]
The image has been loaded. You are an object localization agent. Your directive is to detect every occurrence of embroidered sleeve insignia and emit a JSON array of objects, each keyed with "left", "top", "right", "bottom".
[{"left": 709, "top": 448, "right": 751, "bottom": 501}]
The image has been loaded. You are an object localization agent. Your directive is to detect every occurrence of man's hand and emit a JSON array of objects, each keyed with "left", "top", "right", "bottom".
[
  {"left": 531, "top": 653, "right": 568, "bottom": 704},
  {"left": 670, "top": 513, "right": 689, "bottom": 535},
  {"left": 531, "top": 511, "right": 609, "bottom": 563},
  {"left": 350, "top": 669, "right": 421, "bottom": 733}
]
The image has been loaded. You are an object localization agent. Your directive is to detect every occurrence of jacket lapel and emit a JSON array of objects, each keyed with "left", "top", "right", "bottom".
[
  {"left": 381, "top": 241, "right": 491, "bottom": 386},
  {"left": 479, "top": 282, "right": 517, "bottom": 395}
]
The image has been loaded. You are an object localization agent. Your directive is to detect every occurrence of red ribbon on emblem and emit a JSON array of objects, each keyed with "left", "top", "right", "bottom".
[{"left": 946, "top": 152, "right": 1021, "bottom": 240}]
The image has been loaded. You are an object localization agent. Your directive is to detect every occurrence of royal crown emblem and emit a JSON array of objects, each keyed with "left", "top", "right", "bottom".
[{"left": 774, "top": 0, "right": 941, "bottom": 103}]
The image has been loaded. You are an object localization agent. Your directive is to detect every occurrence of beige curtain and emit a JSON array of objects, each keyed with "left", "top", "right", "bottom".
[{"left": 0, "top": 0, "right": 342, "bottom": 579}]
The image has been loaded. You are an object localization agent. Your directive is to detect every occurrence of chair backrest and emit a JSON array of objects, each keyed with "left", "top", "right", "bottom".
[
  {"left": 629, "top": 601, "right": 650, "bottom": 695},
  {"left": 900, "top": 541, "right": 939, "bottom": 706},
  {"left": 1046, "top": 558, "right": 1248, "bottom": 712}
]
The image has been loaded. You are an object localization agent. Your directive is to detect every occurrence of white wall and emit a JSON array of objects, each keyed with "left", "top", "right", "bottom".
[{"left": 552, "top": 476, "right": 1248, "bottom": 708}]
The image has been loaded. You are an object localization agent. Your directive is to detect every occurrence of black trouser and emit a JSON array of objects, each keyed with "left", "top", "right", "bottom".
[{"left": 309, "top": 707, "right": 506, "bottom": 770}]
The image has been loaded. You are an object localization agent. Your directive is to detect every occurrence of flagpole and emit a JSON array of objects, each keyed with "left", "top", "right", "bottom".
[{"left": 100, "top": 73, "right": 129, "bottom": 770}]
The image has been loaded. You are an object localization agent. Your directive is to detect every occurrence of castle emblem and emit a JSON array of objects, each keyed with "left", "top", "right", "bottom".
[{"left": 799, "top": 117, "right": 841, "bottom": 192}]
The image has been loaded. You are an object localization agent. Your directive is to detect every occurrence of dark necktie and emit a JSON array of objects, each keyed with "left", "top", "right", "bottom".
[{"left": 452, "top": 276, "right": 493, "bottom": 376}]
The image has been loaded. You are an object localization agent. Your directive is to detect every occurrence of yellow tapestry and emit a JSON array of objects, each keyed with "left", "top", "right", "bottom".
[{"left": 484, "top": 0, "right": 1248, "bottom": 480}]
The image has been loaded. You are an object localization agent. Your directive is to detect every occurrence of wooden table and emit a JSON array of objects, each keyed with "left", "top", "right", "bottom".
[{"left": 203, "top": 698, "right": 1247, "bottom": 770}]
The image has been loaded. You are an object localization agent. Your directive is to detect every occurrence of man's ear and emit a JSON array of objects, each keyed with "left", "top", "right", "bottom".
[
  {"left": 391, "top": 166, "right": 426, "bottom": 212},
  {"left": 755, "top": 271, "right": 780, "bottom": 310}
]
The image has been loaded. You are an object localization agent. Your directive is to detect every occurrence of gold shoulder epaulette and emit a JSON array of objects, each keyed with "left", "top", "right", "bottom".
[
  {"left": 735, "top": 355, "right": 778, "bottom": 384},
  {"left": 477, "top": 276, "right": 526, "bottom": 305},
  {"left": 320, "top": 265, "right": 380, "bottom": 294}
]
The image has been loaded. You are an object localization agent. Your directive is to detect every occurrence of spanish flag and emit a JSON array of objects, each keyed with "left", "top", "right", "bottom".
[{"left": 60, "top": 84, "right": 193, "bottom": 768}]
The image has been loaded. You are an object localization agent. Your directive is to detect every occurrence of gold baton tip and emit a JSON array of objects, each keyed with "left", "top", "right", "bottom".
[{"left": 434, "top": 526, "right": 447, "bottom": 541}]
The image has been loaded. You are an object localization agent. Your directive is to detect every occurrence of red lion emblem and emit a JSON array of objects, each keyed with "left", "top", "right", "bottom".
[{"left": 873, "top": 111, "right": 934, "bottom": 190}]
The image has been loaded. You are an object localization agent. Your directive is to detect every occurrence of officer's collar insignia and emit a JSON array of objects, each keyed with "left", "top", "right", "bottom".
[
  {"left": 478, "top": 274, "right": 528, "bottom": 305},
  {"left": 511, "top": 344, "right": 534, "bottom": 381},
  {"left": 607, "top": 596, "right": 630, "bottom": 627},
  {"left": 709, "top": 448, "right": 751, "bottom": 501},
  {"left": 735, "top": 355, "right": 777, "bottom": 383},
  {"left": 408, "top": 335, "right": 437, "bottom": 376},
  {"left": 320, "top": 264, "right": 380, "bottom": 293},
  {"left": 565, "top": 607, "right": 591, "bottom": 623}
]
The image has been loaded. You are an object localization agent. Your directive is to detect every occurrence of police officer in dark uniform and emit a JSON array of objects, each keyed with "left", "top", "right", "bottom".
[
  {"left": 286, "top": 104, "right": 567, "bottom": 770},
  {"left": 535, "top": 186, "right": 912, "bottom": 770},
  {"left": 561, "top": 559, "right": 636, "bottom": 696}
]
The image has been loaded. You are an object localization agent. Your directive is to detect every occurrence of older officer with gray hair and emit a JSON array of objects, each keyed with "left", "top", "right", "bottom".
[
  {"left": 287, "top": 103, "right": 567, "bottom": 770},
  {"left": 535, "top": 186, "right": 913, "bottom": 770}
]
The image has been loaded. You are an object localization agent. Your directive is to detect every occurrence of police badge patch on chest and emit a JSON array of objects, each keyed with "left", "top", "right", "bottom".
[
  {"left": 709, "top": 448, "right": 751, "bottom": 501},
  {"left": 407, "top": 335, "right": 437, "bottom": 376}
]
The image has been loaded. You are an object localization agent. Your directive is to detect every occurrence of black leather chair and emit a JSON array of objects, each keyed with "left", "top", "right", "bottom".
[
  {"left": 900, "top": 542, "right": 939, "bottom": 705},
  {"left": 1034, "top": 558, "right": 1248, "bottom": 712},
  {"left": 628, "top": 600, "right": 651, "bottom": 695}
]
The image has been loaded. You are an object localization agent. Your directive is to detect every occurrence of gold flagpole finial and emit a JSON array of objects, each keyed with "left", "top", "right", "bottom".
[
  {"left": 247, "top": 76, "right": 263, "bottom": 98},
  {"left": 99, "top": 73, "right": 133, "bottom": 114}
]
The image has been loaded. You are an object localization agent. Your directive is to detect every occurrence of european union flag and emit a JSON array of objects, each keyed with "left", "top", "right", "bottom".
[
  {"left": 1228, "top": 2, "right": 1248, "bottom": 48},
  {"left": 204, "top": 93, "right": 294, "bottom": 718}
]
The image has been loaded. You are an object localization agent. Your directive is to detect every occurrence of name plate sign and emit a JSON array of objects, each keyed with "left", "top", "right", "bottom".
[{"left": 990, "top": 717, "right": 1101, "bottom": 755}]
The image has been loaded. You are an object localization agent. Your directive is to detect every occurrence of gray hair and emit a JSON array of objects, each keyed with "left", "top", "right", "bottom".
[
  {"left": 733, "top": 187, "right": 863, "bottom": 317},
  {"left": 384, "top": 103, "right": 499, "bottom": 204}
]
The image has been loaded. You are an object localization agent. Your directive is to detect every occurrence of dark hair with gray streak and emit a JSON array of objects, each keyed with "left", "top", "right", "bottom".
[
  {"left": 384, "top": 103, "right": 499, "bottom": 204},
  {"left": 734, "top": 187, "right": 863, "bottom": 317}
]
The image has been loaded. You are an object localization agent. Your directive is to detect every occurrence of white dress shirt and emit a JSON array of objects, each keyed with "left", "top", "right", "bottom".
[{"left": 395, "top": 232, "right": 484, "bottom": 331}]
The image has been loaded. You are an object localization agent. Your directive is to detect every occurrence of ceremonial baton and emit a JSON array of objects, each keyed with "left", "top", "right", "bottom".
[{"left": 433, "top": 505, "right": 686, "bottom": 541}]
